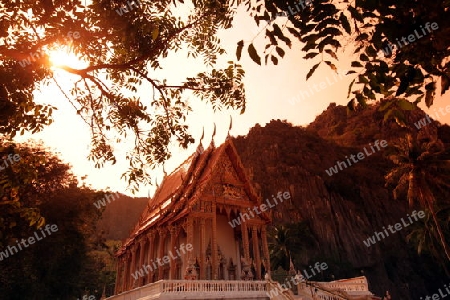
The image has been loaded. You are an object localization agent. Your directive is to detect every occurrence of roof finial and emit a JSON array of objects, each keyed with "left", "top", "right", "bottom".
[
  {"left": 162, "top": 164, "right": 167, "bottom": 177},
  {"left": 210, "top": 122, "right": 216, "bottom": 146},
  {"left": 226, "top": 115, "right": 233, "bottom": 139},
  {"left": 196, "top": 127, "right": 204, "bottom": 155},
  {"left": 199, "top": 127, "right": 204, "bottom": 145}
]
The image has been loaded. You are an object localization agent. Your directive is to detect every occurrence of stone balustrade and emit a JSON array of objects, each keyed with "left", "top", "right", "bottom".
[
  {"left": 316, "top": 282, "right": 368, "bottom": 292},
  {"left": 162, "top": 280, "right": 267, "bottom": 293},
  {"left": 105, "top": 280, "right": 269, "bottom": 300}
]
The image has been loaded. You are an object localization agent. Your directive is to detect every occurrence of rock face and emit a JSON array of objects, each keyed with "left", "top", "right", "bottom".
[{"left": 233, "top": 102, "right": 449, "bottom": 299}]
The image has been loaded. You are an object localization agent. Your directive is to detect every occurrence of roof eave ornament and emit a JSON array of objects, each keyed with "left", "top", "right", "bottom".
[
  {"left": 226, "top": 115, "right": 232, "bottom": 140},
  {"left": 196, "top": 127, "right": 205, "bottom": 155},
  {"left": 210, "top": 122, "right": 216, "bottom": 147},
  {"left": 162, "top": 164, "right": 167, "bottom": 178}
]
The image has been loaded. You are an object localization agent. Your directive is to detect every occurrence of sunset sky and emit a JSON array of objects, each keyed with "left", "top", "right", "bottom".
[{"left": 14, "top": 5, "right": 450, "bottom": 197}]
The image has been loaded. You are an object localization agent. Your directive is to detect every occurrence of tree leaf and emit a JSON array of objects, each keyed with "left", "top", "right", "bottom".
[
  {"left": 425, "top": 82, "right": 436, "bottom": 107},
  {"left": 351, "top": 61, "right": 363, "bottom": 67},
  {"left": 306, "top": 62, "right": 321, "bottom": 80},
  {"left": 325, "top": 49, "right": 338, "bottom": 59},
  {"left": 396, "top": 99, "right": 416, "bottom": 111},
  {"left": 348, "top": 5, "right": 364, "bottom": 22},
  {"left": 236, "top": 40, "right": 244, "bottom": 61},
  {"left": 339, "top": 12, "right": 351, "bottom": 34},
  {"left": 347, "top": 98, "right": 356, "bottom": 111},
  {"left": 356, "top": 93, "right": 367, "bottom": 108},
  {"left": 271, "top": 55, "right": 278, "bottom": 65},
  {"left": 303, "top": 52, "right": 319, "bottom": 59},
  {"left": 347, "top": 78, "right": 356, "bottom": 98},
  {"left": 247, "top": 43, "right": 261, "bottom": 65},
  {"left": 324, "top": 61, "right": 337, "bottom": 71},
  {"left": 365, "top": 45, "right": 377, "bottom": 57},
  {"left": 379, "top": 100, "right": 394, "bottom": 112},
  {"left": 441, "top": 74, "right": 450, "bottom": 95},
  {"left": 358, "top": 75, "right": 369, "bottom": 84},
  {"left": 360, "top": 53, "right": 369, "bottom": 61},
  {"left": 275, "top": 47, "right": 285, "bottom": 58}
]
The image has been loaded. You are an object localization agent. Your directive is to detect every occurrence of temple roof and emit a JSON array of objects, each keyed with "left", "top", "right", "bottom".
[{"left": 117, "top": 138, "right": 267, "bottom": 256}]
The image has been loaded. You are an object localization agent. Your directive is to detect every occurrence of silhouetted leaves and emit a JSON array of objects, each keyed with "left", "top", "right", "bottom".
[
  {"left": 239, "top": 0, "right": 450, "bottom": 117},
  {"left": 248, "top": 43, "right": 261, "bottom": 65}
]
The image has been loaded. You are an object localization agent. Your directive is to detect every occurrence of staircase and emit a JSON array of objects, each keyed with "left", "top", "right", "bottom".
[
  {"left": 266, "top": 279, "right": 296, "bottom": 300},
  {"left": 294, "top": 282, "right": 351, "bottom": 300}
]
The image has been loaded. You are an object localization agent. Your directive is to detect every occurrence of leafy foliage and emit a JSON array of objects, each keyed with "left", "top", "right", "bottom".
[
  {"left": 0, "top": 139, "right": 62, "bottom": 246},
  {"left": 0, "top": 0, "right": 246, "bottom": 190},
  {"left": 238, "top": 0, "right": 450, "bottom": 122},
  {"left": 0, "top": 141, "right": 114, "bottom": 299}
]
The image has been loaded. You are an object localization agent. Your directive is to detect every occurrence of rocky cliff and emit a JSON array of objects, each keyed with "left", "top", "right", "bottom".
[{"left": 233, "top": 102, "right": 449, "bottom": 299}]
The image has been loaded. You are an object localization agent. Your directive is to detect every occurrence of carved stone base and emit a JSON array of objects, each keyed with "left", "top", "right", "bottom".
[
  {"left": 240, "top": 261, "right": 254, "bottom": 281},
  {"left": 184, "top": 258, "right": 198, "bottom": 280}
]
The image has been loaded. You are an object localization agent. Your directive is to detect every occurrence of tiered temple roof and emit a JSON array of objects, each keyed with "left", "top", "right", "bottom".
[{"left": 117, "top": 138, "right": 268, "bottom": 256}]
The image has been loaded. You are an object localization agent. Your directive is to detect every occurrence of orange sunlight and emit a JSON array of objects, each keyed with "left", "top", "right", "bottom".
[{"left": 48, "top": 45, "right": 88, "bottom": 70}]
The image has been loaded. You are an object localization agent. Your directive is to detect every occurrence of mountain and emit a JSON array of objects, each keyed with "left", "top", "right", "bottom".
[
  {"left": 232, "top": 101, "right": 449, "bottom": 299},
  {"left": 97, "top": 193, "right": 149, "bottom": 240}
]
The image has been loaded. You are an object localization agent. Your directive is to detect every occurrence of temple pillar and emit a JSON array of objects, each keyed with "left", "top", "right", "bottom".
[
  {"left": 130, "top": 245, "right": 138, "bottom": 289},
  {"left": 114, "top": 257, "right": 122, "bottom": 294},
  {"left": 186, "top": 217, "right": 194, "bottom": 259},
  {"left": 240, "top": 218, "right": 253, "bottom": 280},
  {"left": 122, "top": 253, "right": 130, "bottom": 292},
  {"left": 169, "top": 226, "right": 178, "bottom": 279},
  {"left": 184, "top": 217, "right": 197, "bottom": 280},
  {"left": 261, "top": 226, "right": 271, "bottom": 275},
  {"left": 200, "top": 218, "right": 206, "bottom": 279},
  {"left": 241, "top": 218, "right": 250, "bottom": 261},
  {"left": 252, "top": 226, "right": 261, "bottom": 279},
  {"left": 147, "top": 231, "right": 156, "bottom": 283},
  {"left": 212, "top": 203, "right": 218, "bottom": 279},
  {"left": 138, "top": 239, "right": 146, "bottom": 286},
  {"left": 158, "top": 229, "right": 167, "bottom": 280}
]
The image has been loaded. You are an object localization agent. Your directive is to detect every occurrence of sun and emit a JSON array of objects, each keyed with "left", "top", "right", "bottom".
[{"left": 47, "top": 46, "right": 88, "bottom": 70}]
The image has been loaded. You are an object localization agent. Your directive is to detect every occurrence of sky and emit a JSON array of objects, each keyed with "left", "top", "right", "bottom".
[{"left": 13, "top": 4, "right": 450, "bottom": 197}]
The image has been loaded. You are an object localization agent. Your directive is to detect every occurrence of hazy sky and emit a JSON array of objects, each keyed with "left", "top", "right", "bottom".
[{"left": 14, "top": 5, "right": 450, "bottom": 197}]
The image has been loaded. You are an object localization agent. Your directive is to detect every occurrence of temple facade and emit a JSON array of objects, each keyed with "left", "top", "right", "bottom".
[{"left": 114, "top": 138, "right": 272, "bottom": 295}]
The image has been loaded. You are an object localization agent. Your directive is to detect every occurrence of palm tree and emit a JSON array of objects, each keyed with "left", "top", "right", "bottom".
[
  {"left": 385, "top": 134, "right": 450, "bottom": 261},
  {"left": 407, "top": 206, "right": 450, "bottom": 276},
  {"left": 268, "top": 222, "right": 314, "bottom": 271},
  {"left": 269, "top": 225, "right": 292, "bottom": 271}
]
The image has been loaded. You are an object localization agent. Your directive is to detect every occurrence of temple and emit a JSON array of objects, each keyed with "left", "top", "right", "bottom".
[
  {"left": 107, "top": 137, "right": 381, "bottom": 300},
  {"left": 113, "top": 137, "right": 272, "bottom": 297}
]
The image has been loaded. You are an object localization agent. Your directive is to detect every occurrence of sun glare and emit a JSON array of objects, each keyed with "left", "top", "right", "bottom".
[{"left": 48, "top": 46, "right": 88, "bottom": 69}]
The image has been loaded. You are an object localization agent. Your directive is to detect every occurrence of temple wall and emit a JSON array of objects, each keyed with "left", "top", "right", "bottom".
[{"left": 216, "top": 213, "right": 240, "bottom": 269}]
